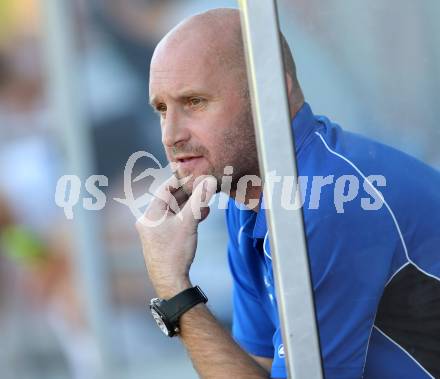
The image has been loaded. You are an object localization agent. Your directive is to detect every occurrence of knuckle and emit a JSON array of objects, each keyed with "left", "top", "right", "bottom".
[{"left": 135, "top": 217, "right": 143, "bottom": 230}]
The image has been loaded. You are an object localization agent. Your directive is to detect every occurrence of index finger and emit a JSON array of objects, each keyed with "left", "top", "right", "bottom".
[{"left": 147, "top": 174, "right": 181, "bottom": 213}]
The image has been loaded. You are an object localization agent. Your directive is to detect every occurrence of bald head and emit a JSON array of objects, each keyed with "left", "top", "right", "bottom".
[{"left": 151, "top": 8, "right": 302, "bottom": 103}]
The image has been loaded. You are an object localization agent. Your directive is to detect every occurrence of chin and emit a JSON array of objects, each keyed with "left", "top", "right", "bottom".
[{"left": 177, "top": 165, "right": 219, "bottom": 194}]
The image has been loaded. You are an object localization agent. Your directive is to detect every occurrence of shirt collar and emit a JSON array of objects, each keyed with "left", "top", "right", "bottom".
[
  {"left": 291, "top": 101, "right": 317, "bottom": 153},
  {"left": 252, "top": 191, "right": 267, "bottom": 239}
]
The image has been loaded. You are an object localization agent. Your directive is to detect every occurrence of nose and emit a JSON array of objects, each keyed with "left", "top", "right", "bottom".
[{"left": 161, "top": 108, "right": 190, "bottom": 148}]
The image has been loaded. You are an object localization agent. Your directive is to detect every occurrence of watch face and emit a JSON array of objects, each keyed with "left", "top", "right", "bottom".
[{"left": 151, "top": 307, "right": 170, "bottom": 336}]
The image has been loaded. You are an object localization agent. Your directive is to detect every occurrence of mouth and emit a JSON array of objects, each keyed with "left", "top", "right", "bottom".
[{"left": 175, "top": 156, "right": 204, "bottom": 171}]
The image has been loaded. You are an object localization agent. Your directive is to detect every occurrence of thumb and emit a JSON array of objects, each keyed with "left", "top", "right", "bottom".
[{"left": 181, "top": 175, "right": 217, "bottom": 227}]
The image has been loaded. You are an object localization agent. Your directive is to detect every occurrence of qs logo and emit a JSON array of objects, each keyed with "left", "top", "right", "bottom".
[{"left": 54, "top": 151, "right": 191, "bottom": 224}]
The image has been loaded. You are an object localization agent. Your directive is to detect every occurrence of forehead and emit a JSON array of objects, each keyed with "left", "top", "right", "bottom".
[{"left": 149, "top": 39, "right": 229, "bottom": 100}]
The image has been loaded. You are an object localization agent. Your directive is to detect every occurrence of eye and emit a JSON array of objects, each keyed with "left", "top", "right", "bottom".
[
  {"left": 188, "top": 97, "right": 205, "bottom": 108},
  {"left": 155, "top": 103, "right": 167, "bottom": 115}
]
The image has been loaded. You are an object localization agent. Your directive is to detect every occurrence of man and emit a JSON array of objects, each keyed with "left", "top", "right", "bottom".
[{"left": 136, "top": 8, "right": 440, "bottom": 379}]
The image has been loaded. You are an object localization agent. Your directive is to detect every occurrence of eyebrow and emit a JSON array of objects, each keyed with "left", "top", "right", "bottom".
[{"left": 149, "top": 90, "right": 211, "bottom": 108}]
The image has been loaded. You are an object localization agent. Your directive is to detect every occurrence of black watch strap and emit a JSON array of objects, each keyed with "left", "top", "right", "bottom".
[{"left": 161, "top": 285, "right": 208, "bottom": 323}]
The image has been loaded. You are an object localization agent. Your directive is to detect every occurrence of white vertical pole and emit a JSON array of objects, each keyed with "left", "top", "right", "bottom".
[
  {"left": 41, "top": 0, "right": 113, "bottom": 375},
  {"left": 238, "top": 1, "right": 324, "bottom": 378}
]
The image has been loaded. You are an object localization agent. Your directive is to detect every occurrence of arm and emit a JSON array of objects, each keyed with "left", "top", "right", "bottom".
[
  {"left": 178, "top": 291, "right": 271, "bottom": 378},
  {"left": 251, "top": 355, "right": 273, "bottom": 373},
  {"left": 136, "top": 176, "right": 270, "bottom": 378}
]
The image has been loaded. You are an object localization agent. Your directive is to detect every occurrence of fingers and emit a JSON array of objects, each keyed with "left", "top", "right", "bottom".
[
  {"left": 149, "top": 175, "right": 181, "bottom": 211},
  {"left": 139, "top": 175, "right": 181, "bottom": 226},
  {"left": 181, "top": 176, "right": 217, "bottom": 226},
  {"left": 138, "top": 174, "right": 217, "bottom": 229},
  {"left": 167, "top": 189, "right": 189, "bottom": 215},
  {"left": 153, "top": 175, "right": 180, "bottom": 208}
]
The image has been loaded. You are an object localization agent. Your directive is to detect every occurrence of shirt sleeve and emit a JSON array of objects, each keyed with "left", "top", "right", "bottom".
[{"left": 226, "top": 207, "right": 275, "bottom": 358}]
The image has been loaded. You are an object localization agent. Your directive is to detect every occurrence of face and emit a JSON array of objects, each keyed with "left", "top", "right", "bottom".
[{"left": 149, "top": 35, "right": 259, "bottom": 195}]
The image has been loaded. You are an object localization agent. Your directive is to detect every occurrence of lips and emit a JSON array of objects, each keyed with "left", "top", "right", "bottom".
[
  {"left": 175, "top": 155, "right": 202, "bottom": 163},
  {"left": 175, "top": 156, "right": 203, "bottom": 170},
  {"left": 180, "top": 157, "right": 198, "bottom": 162}
]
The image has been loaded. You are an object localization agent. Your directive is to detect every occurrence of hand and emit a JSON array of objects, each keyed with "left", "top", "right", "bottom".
[{"left": 135, "top": 175, "right": 217, "bottom": 298}]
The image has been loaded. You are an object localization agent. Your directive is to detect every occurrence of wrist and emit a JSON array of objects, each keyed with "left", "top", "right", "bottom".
[
  {"left": 155, "top": 277, "right": 192, "bottom": 299},
  {"left": 149, "top": 284, "right": 208, "bottom": 337}
]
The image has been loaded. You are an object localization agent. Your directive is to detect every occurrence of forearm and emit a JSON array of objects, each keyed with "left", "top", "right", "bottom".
[
  {"left": 137, "top": 177, "right": 267, "bottom": 377},
  {"left": 179, "top": 302, "right": 269, "bottom": 379}
]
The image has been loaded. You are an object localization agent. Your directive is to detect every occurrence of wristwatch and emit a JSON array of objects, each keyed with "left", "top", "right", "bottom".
[{"left": 149, "top": 285, "right": 208, "bottom": 337}]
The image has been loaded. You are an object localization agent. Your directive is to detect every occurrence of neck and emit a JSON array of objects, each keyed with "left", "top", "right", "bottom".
[
  {"left": 226, "top": 98, "right": 304, "bottom": 213},
  {"left": 289, "top": 95, "right": 304, "bottom": 119}
]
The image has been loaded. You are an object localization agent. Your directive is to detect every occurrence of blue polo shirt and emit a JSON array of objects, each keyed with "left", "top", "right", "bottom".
[{"left": 225, "top": 103, "right": 440, "bottom": 378}]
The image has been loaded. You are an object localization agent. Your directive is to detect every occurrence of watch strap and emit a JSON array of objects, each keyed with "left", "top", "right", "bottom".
[{"left": 161, "top": 285, "right": 208, "bottom": 322}]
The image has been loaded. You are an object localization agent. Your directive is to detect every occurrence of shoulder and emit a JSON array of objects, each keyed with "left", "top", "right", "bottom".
[
  {"left": 306, "top": 115, "right": 439, "bottom": 183},
  {"left": 301, "top": 116, "right": 440, "bottom": 212},
  {"left": 302, "top": 115, "right": 440, "bottom": 276}
]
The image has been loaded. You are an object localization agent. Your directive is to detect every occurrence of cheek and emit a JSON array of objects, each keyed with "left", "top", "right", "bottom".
[
  {"left": 221, "top": 116, "right": 258, "bottom": 171},
  {"left": 193, "top": 117, "right": 224, "bottom": 153},
  {"left": 202, "top": 128, "right": 239, "bottom": 172},
  {"left": 194, "top": 104, "right": 254, "bottom": 167}
]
